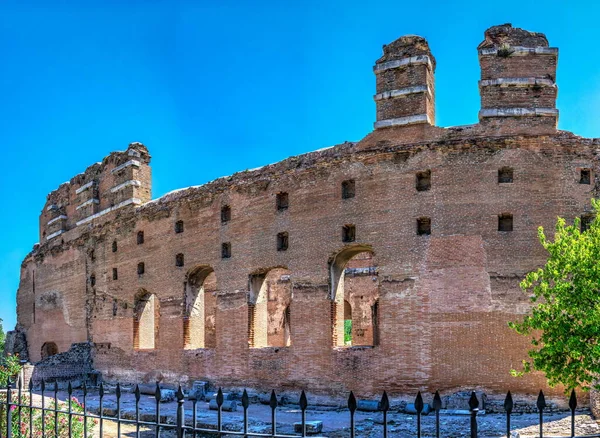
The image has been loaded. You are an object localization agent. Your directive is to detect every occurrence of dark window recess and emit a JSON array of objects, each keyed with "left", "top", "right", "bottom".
[
  {"left": 221, "top": 205, "right": 231, "bottom": 223},
  {"left": 137, "top": 262, "right": 145, "bottom": 276},
  {"left": 498, "top": 214, "right": 513, "bottom": 232},
  {"left": 341, "top": 180, "right": 355, "bottom": 199},
  {"left": 498, "top": 167, "right": 514, "bottom": 183},
  {"left": 89, "top": 249, "right": 95, "bottom": 262},
  {"left": 416, "top": 170, "right": 431, "bottom": 191},
  {"left": 112, "top": 240, "right": 118, "bottom": 252},
  {"left": 580, "top": 169, "right": 591, "bottom": 185},
  {"left": 176, "top": 253, "right": 185, "bottom": 267},
  {"left": 90, "top": 274, "right": 96, "bottom": 287},
  {"left": 112, "top": 268, "right": 118, "bottom": 280},
  {"left": 342, "top": 224, "right": 356, "bottom": 243},
  {"left": 276, "top": 192, "right": 289, "bottom": 211},
  {"left": 112, "top": 299, "right": 118, "bottom": 316},
  {"left": 581, "top": 214, "right": 594, "bottom": 232},
  {"left": 277, "top": 232, "right": 289, "bottom": 251},
  {"left": 137, "top": 231, "right": 144, "bottom": 245},
  {"left": 175, "top": 220, "right": 184, "bottom": 234},
  {"left": 417, "top": 217, "right": 431, "bottom": 235},
  {"left": 222, "top": 242, "right": 232, "bottom": 259}
]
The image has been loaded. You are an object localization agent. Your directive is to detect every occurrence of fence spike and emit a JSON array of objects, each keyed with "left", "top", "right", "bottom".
[
  {"left": 135, "top": 384, "right": 141, "bottom": 401},
  {"left": 432, "top": 391, "right": 442, "bottom": 412},
  {"left": 415, "top": 391, "right": 424, "bottom": 413},
  {"left": 468, "top": 391, "right": 479, "bottom": 411},
  {"left": 380, "top": 391, "right": 390, "bottom": 412},
  {"left": 177, "top": 385, "right": 185, "bottom": 401},
  {"left": 216, "top": 387, "right": 224, "bottom": 407},
  {"left": 68, "top": 381, "right": 72, "bottom": 395},
  {"left": 270, "top": 389, "right": 278, "bottom": 409},
  {"left": 299, "top": 390, "right": 308, "bottom": 410},
  {"left": 504, "top": 391, "right": 513, "bottom": 413},
  {"left": 242, "top": 389, "right": 249, "bottom": 409},
  {"left": 83, "top": 381, "right": 87, "bottom": 396},
  {"left": 537, "top": 390, "right": 546, "bottom": 410},
  {"left": 348, "top": 391, "right": 357, "bottom": 413},
  {"left": 116, "top": 382, "right": 122, "bottom": 398},
  {"left": 155, "top": 382, "right": 162, "bottom": 402},
  {"left": 99, "top": 382, "right": 105, "bottom": 398},
  {"left": 569, "top": 389, "right": 577, "bottom": 411}
]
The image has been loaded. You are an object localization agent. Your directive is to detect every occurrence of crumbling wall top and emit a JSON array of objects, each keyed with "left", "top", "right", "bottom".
[
  {"left": 478, "top": 23, "right": 549, "bottom": 49},
  {"left": 376, "top": 35, "right": 436, "bottom": 69}
]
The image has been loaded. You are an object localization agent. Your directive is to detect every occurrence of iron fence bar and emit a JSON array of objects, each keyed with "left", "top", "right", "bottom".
[
  {"left": 83, "top": 383, "right": 88, "bottom": 438},
  {"left": 505, "top": 391, "right": 513, "bottom": 438},
  {"left": 67, "top": 382, "right": 73, "bottom": 437},
  {"left": 116, "top": 383, "right": 122, "bottom": 438},
  {"left": 242, "top": 389, "right": 249, "bottom": 438},
  {"left": 270, "top": 390, "right": 277, "bottom": 437},
  {"left": 415, "top": 391, "right": 424, "bottom": 438},
  {"left": 469, "top": 391, "right": 479, "bottom": 438},
  {"left": 432, "top": 390, "right": 442, "bottom": 438},
  {"left": 28, "top": 381, "right": 33, "bottom": 438},
  {"left": 299, "top": 390, "right": 308, "bottom": 438},
  {"left": 155, "top": 383, "right": 162, "bottom": 438},
  {"left": 53, "top": 382, "right": 59, "bottom": 438},
  {"left": 176, "top": 385, "right": 184, "bottom": 438},
  {"left": 135, "top": 384, "right": 140, "bottom": 438},
  {"left": 570, "top": 389, "right": 578, "bottom": 438},
  {"left": 216, "top": 387, "right": 223, "bottom": 437},
  {"left": 380, "top": 391, "right": 389, "bottom": 438},
  {"left": 348, "top": 391, "right": 356, "bottom": 438},
  {"left": 6, "top": 383, "right": 12, "bottom": 438},
  {"left": 17, "top": 377, "right": 22, "bottom": 436},
  {"left": 538, "top": 390, "right": 547, "bottom": 438},
  {"left": 99, "top": 382, "right": 104, "bottom": 438},
  {"left": 41, "top": 381, "right": 45, "bottom": 438},
  {"left": 191, "top": 397, "right": 197, "bottom": 438}
]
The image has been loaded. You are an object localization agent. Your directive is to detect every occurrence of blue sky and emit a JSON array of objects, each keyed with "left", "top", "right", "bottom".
[{"left": 1, "top": 0, "right": 599, "bottom": 332}]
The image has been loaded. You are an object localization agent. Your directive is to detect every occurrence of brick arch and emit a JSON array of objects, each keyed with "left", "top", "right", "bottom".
[
  {"left": 183, "top": 266, "right": 217, "bottom": 349},
  {"left": 247, "top": 267, "right": 292, "bottom": 348},
  {"left": 133, "top": 289, "right": 159, "bottom": 350},
  {"left": 329, "top": 245, "right": 379, "bottom": 347},
  {"left": 40, "top": 341, "right": 59, "bottom": 360}
]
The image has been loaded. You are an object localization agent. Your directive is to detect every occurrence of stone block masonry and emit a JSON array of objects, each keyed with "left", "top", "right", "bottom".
[{"left": 13, "top": 23, "right": 600, "bottom": 403}]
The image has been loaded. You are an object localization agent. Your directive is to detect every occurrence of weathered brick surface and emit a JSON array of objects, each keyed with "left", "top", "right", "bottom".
[{"left": 13, "top": 24, "right": 600, "bottom": 400}]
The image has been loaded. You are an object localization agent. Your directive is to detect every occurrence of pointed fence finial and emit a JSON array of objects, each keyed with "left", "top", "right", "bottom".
[
  {"left": 242, "top": 389, "right": 249, "bottom": 409},
  {"left": 415, "top": 391, "right": 424, "bottom": 413},
  {"left": 537, "top": 390, "right": 546, "bottom": 411},
  {"left": 504, "top": 391, "right": 513, "bottom": 413},
  {"left": 348, "top": 391, "right": 357, "bottom": 413},
  {"left": 432, "top": 390, "right": 442, "bottom": 412},
  {"left": 299, "top": 390, "right": 308, "bottom": 410},
  {"left": 468, "top": 391, "right": 479, "bottom": 411},
  {"left": 270, "top": 390, "right": 278, "bottom": 409},
  {"left": 380, "top": 391, "right": 390, "bottom": 412}
]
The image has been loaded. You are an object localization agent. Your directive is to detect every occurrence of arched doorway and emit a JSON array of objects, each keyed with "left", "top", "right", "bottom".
[
  {"left": 40, "top": 342, "right": 58, "bottom": 360},
  {"left": 133, "top": 290, "right": 158, "bottom": 350},
  {"left": 183, "top": 266, "right": 217, "bottom": 349}
]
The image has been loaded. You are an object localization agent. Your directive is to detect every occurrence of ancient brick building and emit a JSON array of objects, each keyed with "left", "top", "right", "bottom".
[{"left": 13, "top": 24, "right": 599, "bottom": 397}]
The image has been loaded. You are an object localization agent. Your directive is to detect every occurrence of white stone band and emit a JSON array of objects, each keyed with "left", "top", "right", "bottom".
[
  {"left": 47, "top": 215, "right": 67, "bottom": 226},
  {"left": 76, "top": 198, "right": 100, "bottom": 210},
  {"left": 479, "top": 78, "right": 556, "bottom": 88},
  {"left": 111, "top": 160, "right": 140, "bottom": 174},
  {"left": 75, "top": 181, "right": 95, "bottom": 194},
  {"left": 76, "top": 198, "right": 142, "bottom": 226},
  {"left": 46, "top": 230, "right": 65, "bottom": 240},
  {"left": 374, "top": 114, "right": 431, "bottom": 129},
  {"left": 373, "top": 55, "right": 433, "bottom": 74},
  {"left": 374, "top": 85, "right": 430, "bottom": 101},
  {"left": 479, "top": 46, "right": 558, "bottom": 56},
  {"left": 111, "top": 180, "right": 141, "bottom": 193},
  {"left": 479, "top": 107, "right": 558, "bottom": 118}
]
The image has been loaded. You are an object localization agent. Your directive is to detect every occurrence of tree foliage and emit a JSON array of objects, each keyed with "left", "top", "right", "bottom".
[
  {"left": 0, "top": 318, "right": 5, "bottom": 355},
  {"left": 510, "top": 199, "right": 600, "bottom": 391}
]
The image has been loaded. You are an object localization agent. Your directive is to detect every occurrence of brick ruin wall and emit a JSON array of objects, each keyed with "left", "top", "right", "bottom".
[{"left": 12, "top": 24, "right": 600, "bottom": 400}]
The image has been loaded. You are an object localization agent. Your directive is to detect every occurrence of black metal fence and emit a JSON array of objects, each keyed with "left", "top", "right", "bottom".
[{"left": 0, "top": 379, "right": 599, "bottom": 438}]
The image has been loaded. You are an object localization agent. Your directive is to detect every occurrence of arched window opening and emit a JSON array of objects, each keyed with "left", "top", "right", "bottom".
[
  {"left": 137, "top": 231, "right": 145, "bottom": 244},
  {"left": 330, "top": 247, "right": 379, "bottom": 348},
  {"left": 41, "top": 342, "right": 59, "bottom": 360},
  {"left": 183, "top": 267, "right": 217, "bottom": 349},
  {"left": 248, "top": 267, "right": 292, "bottom": 348},
  {"left": 133, "top": 291, "right": 158, "bottom": 350}
]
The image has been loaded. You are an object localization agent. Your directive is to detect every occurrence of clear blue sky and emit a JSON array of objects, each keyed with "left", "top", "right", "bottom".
[{"left": 1, "top": 0, "right": 599, "bottom": 332}]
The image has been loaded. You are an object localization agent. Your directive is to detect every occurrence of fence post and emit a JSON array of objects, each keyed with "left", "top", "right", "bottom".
[
  {"left": 348, "top": 391, "right": 357, "bottom": 438},
  {"left": 504, "top": 391, "right": 513, "bottom": 438},
  {"left": 569, "top": 389, "right": 577, "bottom": 438},
  {"left": 468, "top": 391, "right": 479, "bottom": 438},
  {"left": 176, "top": 385, "right": 185, "bottom": 438},
  {"left": 537, "top": 390, "right": 546, "bottom": 438},
  {"left": 6, "top": 382, "right": 12, "bottom": 438}
]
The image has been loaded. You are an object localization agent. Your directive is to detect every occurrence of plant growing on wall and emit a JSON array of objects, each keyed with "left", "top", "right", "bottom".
[{"left": 510, "top": 199, "right": 600, "bottom": 391}]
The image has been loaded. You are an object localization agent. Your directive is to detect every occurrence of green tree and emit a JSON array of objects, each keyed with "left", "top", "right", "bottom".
[
  {"left": 510, "top": 199, "right": 600, "bottom": 391},
  {"left": 0, "top": 318, "right": 5, "bottom": 356}
]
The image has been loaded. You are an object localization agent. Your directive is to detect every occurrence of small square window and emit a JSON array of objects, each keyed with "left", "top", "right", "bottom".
[
  {"left": 112, "top": 268, "right": 118, "bottom": 280},
  {"left": 222, "top": 242, "right": 231, "bottom": 259},
  {"left": 498, "top": 167, "right": 514, "bottom": 183},
  {"left": 137, "top": 262, "right": 145, "bottom": 276},
  {"left": 498, "top": 214, "right": 513, "bottom": 232},
  {"left": 221, "top": 205, "right": 231, "bottom": 223},
  {"left": 342, "top": 224, "right": 356, "bottom": 243},
  {"left": 581, "top": 214, "right": 594, "bottom": 232},
  {"left": 276, "top": 192, "right": 289, "bottom": 211},
  {"left": 175, "top": 220, "right": 184, "bottom": 234},
  {"left": 580, "top": 169, "right": 591, "bottom": 185},
  {"left": 342, "top": 180, "right": 355, "bottom": 199},
  {"left": 416, "top": 170, "right": 431, "bottom": 191},
  {"left": 417, "top": 217, "right": 431, "bottom": 235},
  {"left": 137, "top": 231, "right": 144, "bottom": 245},
  {"left": 175, "top": 253, "right": 185, "bottom": 267},
  {"left": 277, "top": 232, "right": 289, "bottom": 251}
]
